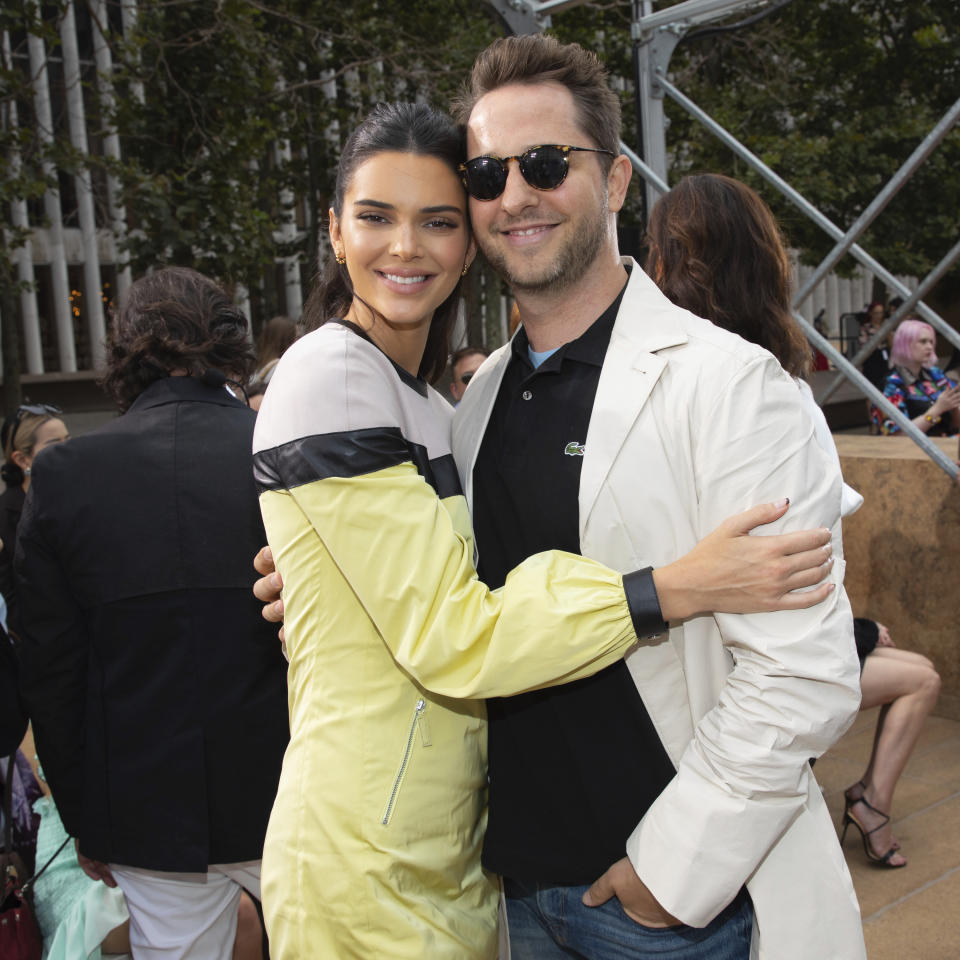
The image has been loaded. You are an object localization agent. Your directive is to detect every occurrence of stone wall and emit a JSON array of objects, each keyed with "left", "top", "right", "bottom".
[{"left": 836, "top": 434, "right": 959, "bottom": 719}]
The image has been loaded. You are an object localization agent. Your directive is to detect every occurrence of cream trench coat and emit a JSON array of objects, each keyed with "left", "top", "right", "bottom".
[{"left": 453, "top": 259, "right": 867, "bottom": 960}]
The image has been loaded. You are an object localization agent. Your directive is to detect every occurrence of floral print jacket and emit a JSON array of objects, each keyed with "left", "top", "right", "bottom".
[{"left": 871, "top": 364, "right": 958, "bottom": 436}]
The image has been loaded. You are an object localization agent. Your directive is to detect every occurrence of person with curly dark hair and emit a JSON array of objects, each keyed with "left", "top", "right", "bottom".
[
  {"left": 16, "top": 266, "right": 287, "bottom": 960},
  {"left": 99, "top": 266, "right": 254, "bottom": 412}
]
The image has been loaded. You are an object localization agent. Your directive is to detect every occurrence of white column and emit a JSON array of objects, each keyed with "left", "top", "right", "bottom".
[
  {"left": 236, "top": 283, "right": 252, "bottom": 339},
  {"left": 837, "top": 273, "right": 853, "bottom": 326},
  {"left": 28, "top": 27, "right": 76, "bottom": 371},
  {"left": 795, "top": 264, "right": 813, "bottom": 322},
  {"left": 274, "top": 140, "right": 303, "bottom": 319},
  {"left": 2, "top": 31, "right": 43, "bottom": 373},
  {"left": 811, "top": 277, "right": 826, "bottom": 326},
  {"left": 825, "top": 273, "right": 839, "bottom": 332},
  {"left": 61, "top": 2, "right": 106, "bottom": 368},
  {"left": 120, "top": 1, "right": 145, "bottom": 104},
  {"left": 273, "top": 79, "right": 302, "bottom": 320},
  {"left": 91, "top": 0, "right": 132, "bottom": 301},
  {"left": 859, "top": 271, "right": 873, "bottom": 311}
]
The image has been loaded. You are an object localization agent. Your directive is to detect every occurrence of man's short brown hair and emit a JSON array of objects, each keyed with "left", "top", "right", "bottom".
[
  {"left": 452, "top": 34, "right": 622, "bottom": 167},
  {"left": 450, "top": 345, "right": 490, "bottom": 368}
]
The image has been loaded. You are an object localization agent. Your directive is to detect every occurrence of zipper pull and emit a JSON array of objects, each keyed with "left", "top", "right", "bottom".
[{"left": 415, "top": 698, "right": 432, "bottom": 747}]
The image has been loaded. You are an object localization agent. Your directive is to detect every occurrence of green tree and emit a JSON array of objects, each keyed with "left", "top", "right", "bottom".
[
  {"left": 107, "top": 0, "right": 499, "bottom": 327},
  {"left": 657, "top": 0, "right": 959, "bottom": 285},
  {"left": 0, "top": 2, "right": 69, "bottom": 408}
]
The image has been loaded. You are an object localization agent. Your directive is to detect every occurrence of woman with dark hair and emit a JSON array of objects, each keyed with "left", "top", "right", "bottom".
[
  {"left": 251, "top": 315, "right": 298, "bottom": 390},
  {"left": 646, "top": 172, "right": 941, "bottom": 871},
  {"left": 646, "top": 173, "right": 812, "bottom": 380},
  {"left": 0, "top": 404, "right": 68, "bottom": 632},
  {"left": 252, "top": 109, "right": 838, "bottom": 956}
]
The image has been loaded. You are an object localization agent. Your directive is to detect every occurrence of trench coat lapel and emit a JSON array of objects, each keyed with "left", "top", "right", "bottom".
[
  {"left": 578, "top": 259, "right": 688, "bottom": 542},
  {"left": 453, "top": 345, "right": 512, "bottom": 516}
]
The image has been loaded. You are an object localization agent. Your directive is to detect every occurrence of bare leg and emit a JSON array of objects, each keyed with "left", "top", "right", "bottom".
[
  {"left": 844, "top": 647, "right": 940, "bottom": 865},
  {"left": 232, "top": 892, "right": 264, "bottom": 960}
]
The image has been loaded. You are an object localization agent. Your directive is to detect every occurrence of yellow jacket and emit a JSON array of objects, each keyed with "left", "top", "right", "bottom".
[{"left": 252, "top": 322, "right": 643, "bottom": 958}]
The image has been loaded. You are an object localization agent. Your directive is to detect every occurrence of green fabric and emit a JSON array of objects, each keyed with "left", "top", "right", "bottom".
[{"left": 31, "top": 795, "right": 128, "bottom": 959}]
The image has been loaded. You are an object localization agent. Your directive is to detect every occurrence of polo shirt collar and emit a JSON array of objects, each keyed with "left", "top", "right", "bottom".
[{"left": 509, "top": 270, "right": 630, "bottom": 370}]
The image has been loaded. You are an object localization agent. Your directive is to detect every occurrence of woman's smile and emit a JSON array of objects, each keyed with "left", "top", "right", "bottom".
[{"left": 329, "top": 151, "right": 475, "bottom": 372}]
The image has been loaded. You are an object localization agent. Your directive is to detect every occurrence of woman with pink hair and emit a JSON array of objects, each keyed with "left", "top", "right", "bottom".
[{"left": 871, "top": 318, "right": 960, "bottom": 435}]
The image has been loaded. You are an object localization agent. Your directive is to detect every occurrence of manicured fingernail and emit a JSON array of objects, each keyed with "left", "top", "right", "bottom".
[
  {"left": 273, "top": 600, "right": 283, "bottom": 615},
  {"left": 773, "top": 497, "right": 789, "bottom": 509},
  {"left": 264, "top": 547, "right": 272, "bottom": 562},
  {"left": 823, "top": 544, "right": 832, "bottom": 556},
  {"left": 270, "top": 573, "right": 281, "bottom": 588}
]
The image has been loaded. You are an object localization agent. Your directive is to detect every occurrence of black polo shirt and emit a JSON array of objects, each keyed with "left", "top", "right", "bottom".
[{"left": 473, "top": 277, "right": 676, "bottom": 884}]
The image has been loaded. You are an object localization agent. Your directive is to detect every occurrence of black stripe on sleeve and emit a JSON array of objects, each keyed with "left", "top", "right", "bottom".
[
  {"left": 410, "top": 452, "right": 462, "bottom": 501},
  {"left": 254, "top": 427, "right": 463, "bottom": 500}
]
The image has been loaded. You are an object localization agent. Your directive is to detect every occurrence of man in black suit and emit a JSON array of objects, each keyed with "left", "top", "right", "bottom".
[{"left": 16, "top": 267, "right": 288, "bottom": 960}]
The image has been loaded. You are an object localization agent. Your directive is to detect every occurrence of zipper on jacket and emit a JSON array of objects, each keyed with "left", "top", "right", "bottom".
[{"left": 381, "top": 698, "right": 431, "bottom": 825}]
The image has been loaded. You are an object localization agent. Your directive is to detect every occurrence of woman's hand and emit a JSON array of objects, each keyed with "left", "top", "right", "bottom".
[
  {"left": 253, "top": 546, "right": 285, "bottom": 643},
  {"left": 653, "top": 499, "right": 835, "bottom": 622},
  {"left": 930, "top": 384, "right": 960, "bottom": 418}
]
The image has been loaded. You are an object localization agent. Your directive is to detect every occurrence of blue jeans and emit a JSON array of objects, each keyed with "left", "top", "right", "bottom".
[{"left": 504, "top": 878, "right": 753, "bottom": 960}]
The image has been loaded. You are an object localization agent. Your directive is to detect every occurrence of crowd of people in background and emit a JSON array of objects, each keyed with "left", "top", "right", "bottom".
[{"left": 0, "top": 30, "right": 953, "bottom": 960}]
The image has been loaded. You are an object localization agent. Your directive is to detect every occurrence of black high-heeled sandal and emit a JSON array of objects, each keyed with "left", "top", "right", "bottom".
[
  {"left": 843, "top": 781, "right": 900, "bottom": 850},
  {"left": 841, "top": 796, "right": 906, "bottom": 868}
]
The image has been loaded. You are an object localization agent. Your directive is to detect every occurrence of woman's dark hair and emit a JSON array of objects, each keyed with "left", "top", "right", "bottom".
[
  {"left": 101, "top": 267, "right": 254, "bottom": 411},
  {"left": 301, "top": 101, "right": 468, "bottom": 384},
  {"left": 256, "top": 315, "right": 298, "bottom": 368},
  {"left": 645, "top": 174, "right": 812, "bottom": 378}
]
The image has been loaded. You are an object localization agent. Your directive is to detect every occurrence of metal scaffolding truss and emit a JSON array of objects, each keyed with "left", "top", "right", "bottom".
[{"left": 481, "top": 0, "right": 960, "bottom": 479}]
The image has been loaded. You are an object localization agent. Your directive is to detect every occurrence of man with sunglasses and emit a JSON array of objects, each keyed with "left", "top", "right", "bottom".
[
  {"left": 449, "top": 346, "right": 490, "bottom": 404},
  {"left": 252, "top": 32, "right": 864, "bottom": 960},
  {"left": 448, "top": 34, "right": 864, "bottom": 960}
]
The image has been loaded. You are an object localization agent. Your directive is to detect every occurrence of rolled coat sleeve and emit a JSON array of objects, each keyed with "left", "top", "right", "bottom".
[{"left": 626, "top": 355, "right": 861, "bottom": 926}]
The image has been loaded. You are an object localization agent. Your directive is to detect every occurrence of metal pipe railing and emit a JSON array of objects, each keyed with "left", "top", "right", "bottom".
[
  {"left": 818, "top": 237, "right": 960, "bottom": 405},
  {"left": 793, "top": 313, "right": 958, "bottom": 480},
  {"left": 658, "top": 74, "right": 960, "bottom": 357},
  {"left": 791, "top": 98, "right": 960, "bottom": 311},
  {"left": 619, "top": 140, "right": 670, "bottom": 195}
]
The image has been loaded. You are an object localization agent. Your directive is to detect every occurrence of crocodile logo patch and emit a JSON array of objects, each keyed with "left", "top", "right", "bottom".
[{"left": 564, "top": 441, "right": 585, "bottom": 457}]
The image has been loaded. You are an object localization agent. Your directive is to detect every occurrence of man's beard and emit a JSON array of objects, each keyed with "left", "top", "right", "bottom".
[{"left": 481, "top": 199, "right": 609, "bottom": 295}]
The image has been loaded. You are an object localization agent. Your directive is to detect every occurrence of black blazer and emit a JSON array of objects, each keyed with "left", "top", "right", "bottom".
[
  {"left": 0, "top": 628, "right": 27, "bottom": 757},
  {"left": 0, "top": 484, "right": 26, "bottom": 634},
  {"left": 15, "top": 377, "right": 288, "bottom": 872}
]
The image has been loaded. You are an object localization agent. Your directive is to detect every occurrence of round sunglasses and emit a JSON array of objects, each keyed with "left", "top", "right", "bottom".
[{"left": 458, "top": 144, "right": 615, "bottom": 201}]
